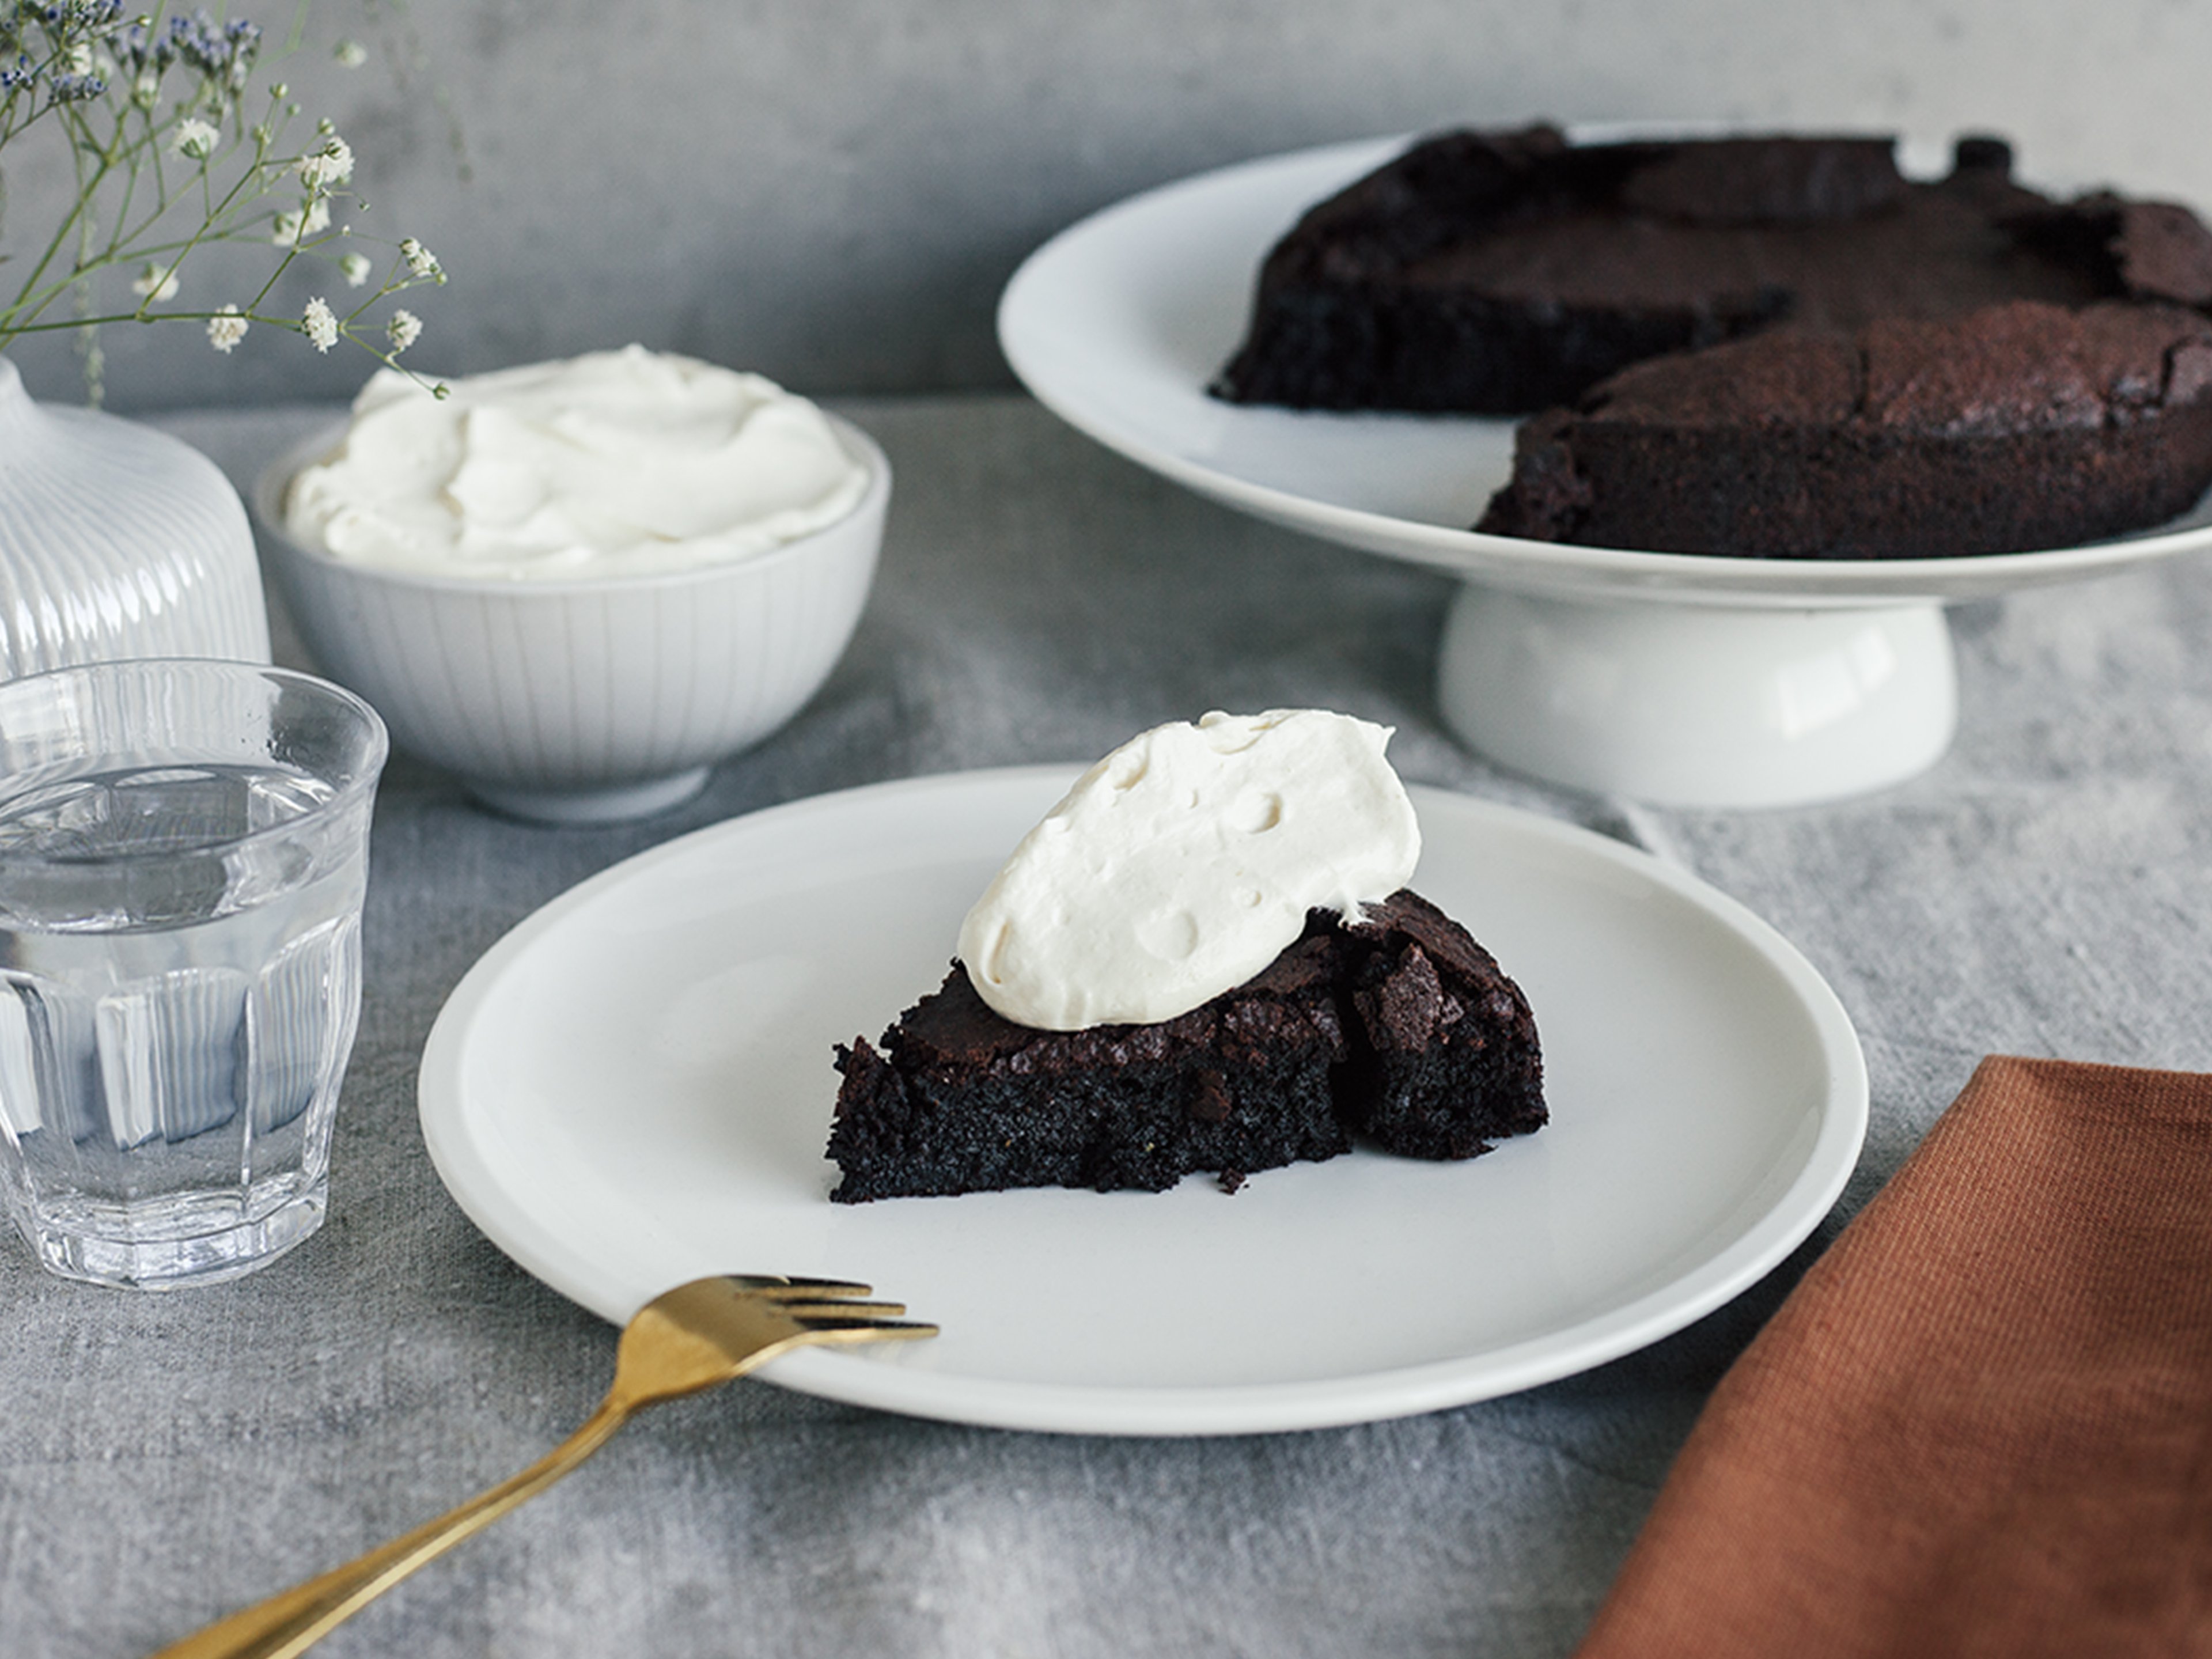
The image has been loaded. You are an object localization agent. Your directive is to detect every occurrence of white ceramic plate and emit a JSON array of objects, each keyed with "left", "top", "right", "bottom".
[
  {"left": 996, "top": 132, "right": 2212, "bottom": 606},
  {"left": 418, "top": 768, "right": 1867, "bottom": 1435}
]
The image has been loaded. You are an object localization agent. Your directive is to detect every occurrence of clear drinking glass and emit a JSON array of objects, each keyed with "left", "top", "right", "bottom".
[{"left": 0, "top": 659, "right": 388, "bottom": 1287}]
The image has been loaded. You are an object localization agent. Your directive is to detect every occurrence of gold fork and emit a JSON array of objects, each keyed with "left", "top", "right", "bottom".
[{"left": 151, "top": 1275, "right": 934, "bottom": 1659}]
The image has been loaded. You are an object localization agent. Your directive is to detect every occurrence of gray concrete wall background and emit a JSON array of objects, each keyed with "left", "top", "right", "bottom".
[{"left": 3, "top": 0, "right": 2203, "bottom": 411}]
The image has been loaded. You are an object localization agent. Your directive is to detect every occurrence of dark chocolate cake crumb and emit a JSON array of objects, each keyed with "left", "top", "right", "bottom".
[
  {"left": 826, "top": 889, "right": 1544, "bottom": 1202},
  {"left": 1338, "top": 892, "right": 1547, "bottom": 1161}
]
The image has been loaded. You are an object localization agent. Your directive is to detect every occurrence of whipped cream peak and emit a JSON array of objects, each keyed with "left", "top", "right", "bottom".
[
  {"left": 957, "top": 709, "right": 1421, "bottom": 1031},
  {"left": 282, "top": 344, "right": 869, "bottom": 581}
]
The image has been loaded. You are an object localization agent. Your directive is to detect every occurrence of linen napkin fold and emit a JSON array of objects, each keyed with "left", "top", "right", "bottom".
[{"left": 1573, "top": 1055, "right": 2212, "bottom": 1659}]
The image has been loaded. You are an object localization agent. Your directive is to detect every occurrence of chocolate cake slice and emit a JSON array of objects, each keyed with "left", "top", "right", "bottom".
[
  {"left": 827, "top": 889, "right": 1544, "bottom": 1202},
  {"left": 1475, "top": 299, "right": 2212, "bottom": 558},
  {"left": 1212, "top": 126, "right": 2212, "bottom": 416}
]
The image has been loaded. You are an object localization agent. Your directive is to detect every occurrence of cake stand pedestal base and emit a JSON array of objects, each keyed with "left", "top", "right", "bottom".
[{"left": 1436, "top": 585, "right": 1957, "bottom": 808}]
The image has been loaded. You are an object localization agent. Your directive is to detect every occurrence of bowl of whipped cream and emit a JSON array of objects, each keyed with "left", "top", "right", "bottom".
[{"left": 254, "top": 345, "right": 889, "bottom": 823}]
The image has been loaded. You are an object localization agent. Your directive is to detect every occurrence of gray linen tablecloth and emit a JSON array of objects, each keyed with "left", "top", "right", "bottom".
[{"left": 5, "top": 395, "right": 2210, "bottom": 1659}]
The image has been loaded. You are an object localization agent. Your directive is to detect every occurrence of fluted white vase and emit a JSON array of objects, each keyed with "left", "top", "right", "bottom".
[{"left": 0, "top": 358, "right": 270, "bottom": 681}]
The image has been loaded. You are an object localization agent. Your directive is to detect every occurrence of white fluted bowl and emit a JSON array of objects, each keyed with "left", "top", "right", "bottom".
[{"left": 252, "top": 416, "right": 888, "bottom": 824}]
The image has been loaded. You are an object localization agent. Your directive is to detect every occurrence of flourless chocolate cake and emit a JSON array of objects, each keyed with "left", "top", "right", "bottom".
[
  {"left": 827, "top": 890, "right": 1544, "bottom": 1202},
  {"left": 1475, "top": 298, "right": 2212, "bottom": 558},
  {"left": 1213, "top": 124, "right": 2212, "bottom": 556},
  {"left": 1213, "top": 126, "right": 2212, "bottom": 416}
]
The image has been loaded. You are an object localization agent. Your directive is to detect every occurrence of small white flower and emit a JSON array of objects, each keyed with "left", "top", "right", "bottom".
[
  {"left": 271, "top": 198, "right": 332, "bottom": 247},
  {"left": 170, "top": 117, "right": 219, "bottom": 162},
  {"left": 130, "top": 263, "right": 180, "bottom": 303},
  {"left": 132, "top": 69, "right": 159, "bottom": 108},
  {"left": 206, "top": 305, "right": 248, "bottom": 354},
  {"left": 399, "top": 237, "right": 440, "bottom": 279},
  {"left": 297, "top": 134, "right": 354, "bottom": 191},
  {"left": 385, "top": 309, "right": 422, "bottom": 354},
  {"left": 333, "top": 39, "right": 368, "bottom": 68},
  {"left": 302, "top": 297, "right": 339, "bottom": 353},
  {"left": 62, "top": 41, "right": 91, "bottom": 76},
  {"left": 339, "top": 252, "right": 373, "bottom": 289}
]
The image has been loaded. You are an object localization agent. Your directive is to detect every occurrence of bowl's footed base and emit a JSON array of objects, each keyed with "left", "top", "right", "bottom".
[
  {"left": 1438, "top": 585, "right": 1959, "bottom": 809},
  {"left": 467, "top": 766, "right": 713, "bottom": 825}
]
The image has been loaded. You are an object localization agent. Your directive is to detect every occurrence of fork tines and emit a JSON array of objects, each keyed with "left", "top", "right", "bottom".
[
  {"left": 787, "top": 1296, "right": 932, "bottom": 1334},
  {"left": 795, "top": 1305, "right": 931, "bottom": 1331},
  {"left": 725, "top": 1273, "right": 875, "bottom": 1297},
  {"left": 722, "top": 1275, "right": 936, "bottom": 1335},
  {"left": 803, "top": 1316, "right": 936, "bottom": 1334}
]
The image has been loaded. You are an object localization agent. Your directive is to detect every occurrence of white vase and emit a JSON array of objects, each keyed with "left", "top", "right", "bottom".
[{"left": 0, "top": 358, "right": 270, "bottom": 681}]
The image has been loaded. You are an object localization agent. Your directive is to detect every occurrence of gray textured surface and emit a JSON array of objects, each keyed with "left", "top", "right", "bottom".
[
  {"left": 1, "top": 395, "right": 2209, "bottom": 1657},
  {"left": 7, "top": 0, "right": 2212, "bottom": 410}
]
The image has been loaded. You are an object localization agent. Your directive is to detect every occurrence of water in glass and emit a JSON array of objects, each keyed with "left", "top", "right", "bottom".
[{"left": 0, "top": 759, "right": 369, "bottom": 1287}]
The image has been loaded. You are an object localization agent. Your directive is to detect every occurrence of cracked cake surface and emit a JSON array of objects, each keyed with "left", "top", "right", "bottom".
[
  {"left": 1213, "top": 125, "right": 2212, "bottom": 417},
  {"left": 827, "top": 891, "right": 1546, "bottom": 1202}
]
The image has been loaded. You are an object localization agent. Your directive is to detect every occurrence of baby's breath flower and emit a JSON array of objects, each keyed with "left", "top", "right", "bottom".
[
  {"left": 271, "top": 197, "right": 331, "bottom": 246},
  {"left": 0, "top": 3, "right": 448, "bottom": 384},
  {"left": 129, "top": 262, "right": 178, "bottom": 302},
  {"left": 169, "top": 116, "right": 218, "bottom": 161},
  {"left": 297, "top": 133, "right": 352, "bottom": 190},
  {"left": 206, "top": 304, "right": 247, "bottom": 354}
]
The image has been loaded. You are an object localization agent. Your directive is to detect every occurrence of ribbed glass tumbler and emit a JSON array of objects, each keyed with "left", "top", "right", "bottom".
[{"left": 0, "top": 660, "right": 387, "bottom": 1287}]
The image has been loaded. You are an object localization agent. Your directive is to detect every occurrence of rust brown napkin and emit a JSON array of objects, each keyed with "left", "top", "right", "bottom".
[{"left": 1573, "top": 1055, "right": 2212, "bottom": 1659}]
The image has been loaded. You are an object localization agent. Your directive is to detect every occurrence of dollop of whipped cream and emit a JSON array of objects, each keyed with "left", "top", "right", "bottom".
[
  {"left": 282, "top": 344, "right": 869, "bottom": 580},
  {"left": 957, "top": 710, "right": 1421, "bottom": 1031}
]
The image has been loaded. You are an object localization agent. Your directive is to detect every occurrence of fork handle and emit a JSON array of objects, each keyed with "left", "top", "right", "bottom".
[{"left": 148, "top": 1396, "right": 634, "bottom": 1659}]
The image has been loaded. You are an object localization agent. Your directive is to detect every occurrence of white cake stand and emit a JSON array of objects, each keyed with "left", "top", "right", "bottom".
[{"left": 997, "top": 134, "right": 2212, "bottom": 807}]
